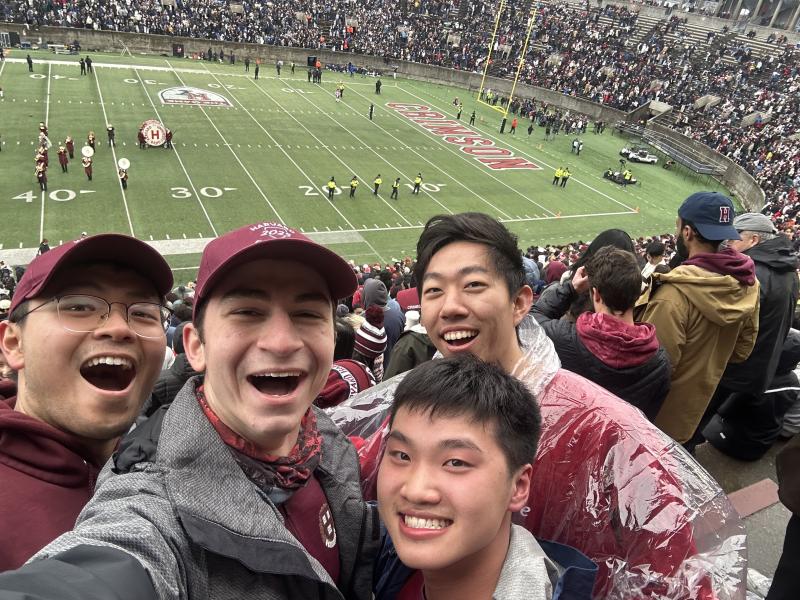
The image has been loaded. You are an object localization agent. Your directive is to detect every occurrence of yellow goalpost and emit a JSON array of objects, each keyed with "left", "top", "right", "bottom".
[{"left": 476, "top": 1, "right": 539, "bottom": 126}]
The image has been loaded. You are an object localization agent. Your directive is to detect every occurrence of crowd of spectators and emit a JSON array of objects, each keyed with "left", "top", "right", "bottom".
[{"left": 4, "top": 0, "right": 799, "bottom": 237}]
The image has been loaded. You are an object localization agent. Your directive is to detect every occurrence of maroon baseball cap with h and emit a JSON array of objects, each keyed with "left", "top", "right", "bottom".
[
  {"left": 9, "top": 234, "right": 174, "bottom": 314},
  {"left": 193, "top": 222, "right": 358, "bottom": 318}
]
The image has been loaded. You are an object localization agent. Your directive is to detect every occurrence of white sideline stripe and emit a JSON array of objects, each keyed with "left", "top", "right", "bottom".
[
  {"left": 93, "top": 67, "right": 136, "bottom": 236},
  {"left": 1, "top": 58, "right": 395, "bottom": 85},
  {"left": 1, "top": 210, "right": 634, "bottom": 265},
  {"left": 339, "top": 83, "right": 517, "bottom": 219},
  {"left": 404, "top": 82, "right": 638, "bottom": 213},
  {"left": 165, "top": 60, "right": 285, "bottom": 224},
  {"left": 267, "top": 77, "right": 455, "bottom": 218},
  {"left": 133, "top": 66, "right": 219, "bottom": 237},
  {"left": 390, "top": 85, "right": 557, "bottom": 217}
]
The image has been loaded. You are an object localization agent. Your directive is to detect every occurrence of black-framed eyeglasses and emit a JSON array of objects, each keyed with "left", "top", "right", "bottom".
[{"left": 17, "top": 294, "right": 172, "bottom": 339}]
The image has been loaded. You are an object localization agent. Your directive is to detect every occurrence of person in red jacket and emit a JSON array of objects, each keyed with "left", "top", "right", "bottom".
[{"left": 0, "top": 233, "right": 173, "bottom": 570}]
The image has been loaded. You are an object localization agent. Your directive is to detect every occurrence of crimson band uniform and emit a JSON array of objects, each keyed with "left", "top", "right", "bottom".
[{"left": 57, "top": 146, "right": 68, "bottom": 173}]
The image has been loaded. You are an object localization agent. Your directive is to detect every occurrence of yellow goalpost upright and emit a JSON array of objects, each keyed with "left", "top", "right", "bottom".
[{"left": 475, "top": 1, "right": 539, "bottom": 128}]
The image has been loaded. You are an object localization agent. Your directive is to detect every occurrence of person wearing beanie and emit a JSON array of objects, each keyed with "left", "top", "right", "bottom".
[
  {"left": 363, "top": 278, "right": 403, "bottom": 366},
  {"left": 354, "top": 305, "right": 387, "bottom": 381},
  {"left": 314, "top": 359, "right": 376, "bottom": 409}
]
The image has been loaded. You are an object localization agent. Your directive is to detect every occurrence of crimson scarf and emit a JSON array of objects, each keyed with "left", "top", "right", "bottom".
[{"left": 196, "top": 385, "right": 322, "bottom": 491}]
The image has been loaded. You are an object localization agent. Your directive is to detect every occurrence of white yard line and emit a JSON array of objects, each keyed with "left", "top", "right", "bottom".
[
  {"left": 92, "top": 67, "right": 136, "bottom": 236},
  {"left": 39, "top": 190, "right": 46, "bottom": 244},
  {"left": 200, "top": 66, "right": 385, "bottom": 262},
  {"left": 133, "top": 66, "right": 219, "bottom": 237},
  {"left": 403, "top": 82, "right": 638, "bottom": 213},
  {"left": 244, "top": 77, "right": 419, "bottom": 224},
  {"left": 315, "top": 81, "right": 517, "bottom": 219},
  {"left": 40, "top": 63, "right": 52, "bottom": 242},
  {"left": 165, "top": 60, "right": 286, "bottom": 224},
  {"left": 44, "top": 63, "right": 51, "bottom": 127},
  {"left": 258, "top": 75, "right": 436, "bottom": 221}
]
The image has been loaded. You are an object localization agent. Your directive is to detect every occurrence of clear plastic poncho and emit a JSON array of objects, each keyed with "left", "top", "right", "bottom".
[{"left": 329, "top": 317, "right": 747, "bottom": 599}]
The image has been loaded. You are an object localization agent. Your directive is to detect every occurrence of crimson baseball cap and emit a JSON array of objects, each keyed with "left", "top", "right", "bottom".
[
  {"left": 9, "top": 234, "right": 174, "bottom": 315},
  {"left": 193, "top": 222, "right": 358, "bottom": 318},
  {"left": 678, "top": 192, "right": 740, "bottom": 241}
]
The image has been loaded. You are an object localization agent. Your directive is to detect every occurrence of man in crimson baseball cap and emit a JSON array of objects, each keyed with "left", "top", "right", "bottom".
[
  {"left": 0, "top": 233, "right": 173, "bottom": 569},
  {"left": 0, "top": 222, "right": 377, "bottom": 598}
]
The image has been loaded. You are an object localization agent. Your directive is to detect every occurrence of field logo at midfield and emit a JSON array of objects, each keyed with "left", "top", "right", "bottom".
[
  {"left": 386, "top": 103, "right": 541, "bottom": 171},
  {"left": 159, "top": 87, "right": 232, "bottom": 107}
]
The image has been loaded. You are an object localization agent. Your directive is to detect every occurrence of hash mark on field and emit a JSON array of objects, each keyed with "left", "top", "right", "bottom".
[
  {"left": 149, "top": 235, "right": 154, "bottom": 241},
  {"left": 182, "top": 233, "right": 187, "bottom": 239},
  {"left": 165, "top": 234, "right": 171, "bottom": 239}
]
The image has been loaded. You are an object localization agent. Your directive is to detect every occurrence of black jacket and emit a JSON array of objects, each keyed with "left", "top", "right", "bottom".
[
  {"left": 140, "top": 353, "right": 200, "bottom": 418},
  {"left": 718, "top": 236, "right": 799, "bottom": 394},
  {"left": 704, "top": 330, "right": 800, "bottom": 461},
  {"left": 532, "top": 281, "right": 671, "bottom": 421}
]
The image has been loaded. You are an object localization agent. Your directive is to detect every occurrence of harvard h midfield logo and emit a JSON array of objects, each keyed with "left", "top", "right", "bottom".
[{"left": 159, "top": 87, "right": 233, "bottom": 107}]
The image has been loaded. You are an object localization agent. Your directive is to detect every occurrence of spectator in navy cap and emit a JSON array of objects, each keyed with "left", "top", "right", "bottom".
[{"left": 637, "top": 192, "right": 760, "bottom": 449}]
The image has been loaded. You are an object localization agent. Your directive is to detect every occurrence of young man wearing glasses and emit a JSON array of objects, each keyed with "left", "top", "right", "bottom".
[
  {"left": 0, "top": 234, "right": 173, "bottom": 570},
  {"left": 0, "top": 223, "right": 378, "bottom": 600}
]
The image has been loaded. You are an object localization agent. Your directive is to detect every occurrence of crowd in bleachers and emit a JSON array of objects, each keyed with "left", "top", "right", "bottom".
[{"left": 4, "top": 0, "right": 800, "bottom": 237}]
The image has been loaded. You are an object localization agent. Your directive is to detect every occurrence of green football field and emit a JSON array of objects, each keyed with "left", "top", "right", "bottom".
[{"left": 0, "top": 50, "right": 728, "bottom": 280}]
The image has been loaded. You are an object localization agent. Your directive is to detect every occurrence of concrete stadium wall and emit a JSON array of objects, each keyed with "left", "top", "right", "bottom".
[{"left": 2, "top": 23, "right": 765, "bottom": 209}]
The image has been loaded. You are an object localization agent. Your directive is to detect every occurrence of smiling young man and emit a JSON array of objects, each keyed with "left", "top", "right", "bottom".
[
  {"left": 374, "top": 355, "right": 596, "bottom": 600},
  {"left": 0, "top": 223, "right": 378, "bottom": 599},
  {"left": 334, "top": 212, "right": 746, "bottom": 597},
  {"left": 0, "top": 234, "right": 173, "bottom": 570}
]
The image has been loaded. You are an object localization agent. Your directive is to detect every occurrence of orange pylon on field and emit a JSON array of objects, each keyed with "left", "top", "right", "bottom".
[{"left": 635, "top": 206, "right": 640, "bottom": 212}]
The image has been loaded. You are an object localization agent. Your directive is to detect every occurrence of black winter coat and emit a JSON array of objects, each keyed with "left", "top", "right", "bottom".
[
  {"left": 718, "top": 236, "right": 799, "bottom": 394},
  {"left": 140, "top": 354, "right": 200, "bottom": 418}
]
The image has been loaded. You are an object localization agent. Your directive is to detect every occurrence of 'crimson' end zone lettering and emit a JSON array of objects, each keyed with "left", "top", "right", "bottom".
[
  {"left": 479, "top": 157, "right": 540, "bottom": 170},
  {"left": 387, "top": 103, "right": 541, "bottom": 171}
]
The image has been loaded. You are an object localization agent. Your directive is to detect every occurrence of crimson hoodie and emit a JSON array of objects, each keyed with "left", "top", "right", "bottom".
[
  {"left": 576, "top": 312, "right": 660, "bottom": 369},
  {"left": 683, "top": 246, "right": 756, "bottom": 286},
  {"left": 0, "top": 398, "right": 101, "bottom": 570}
]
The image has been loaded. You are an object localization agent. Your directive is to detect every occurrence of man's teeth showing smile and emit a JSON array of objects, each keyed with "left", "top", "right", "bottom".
[
  {"left": 403, "top": 514, "right": 453, "bottom": 530},
  {"left": 248, "top": 372, "right": 302, "bottom": 396},
  {"left": 443, "top": 330, "right": 478, "bottom": 346},
  {"left": 80, "top": 356, "right": 136, "bottom": 391}
]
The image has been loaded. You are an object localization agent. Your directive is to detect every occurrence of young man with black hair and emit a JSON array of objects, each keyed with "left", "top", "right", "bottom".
[
  {"left": 533, "top": 246, "right": 671, "bottom": 420},
  {"left": 375, "top": 354, "right": 596, "bottom": 599},
  {"left": 637, "top": 192, "right": 759, "bottom": 446},
  {"left": 337, "top": 211, "right": 744, "bottom": 597},
  {"left": 641, "top": 240, "right": 667, "bottom": 279},
  {"left": 0, "top": 224, "right": 378, "bottom": 599},
  {"left": 0, "top": 234, "right": 173, "bottom": 570}
]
